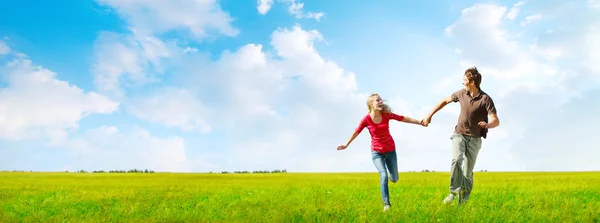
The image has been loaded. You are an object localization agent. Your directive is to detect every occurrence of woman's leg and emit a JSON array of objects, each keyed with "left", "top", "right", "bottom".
[
  {"left": 385, "top": 150, "right": 399, "bottom": 183},
  {"left": 372, "top": 150, "right": 391, "bottom": 206}
]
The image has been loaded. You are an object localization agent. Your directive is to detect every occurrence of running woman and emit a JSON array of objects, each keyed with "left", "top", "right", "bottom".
[{"left": 337, "top": 93, "right": 425, "bottom": 211}]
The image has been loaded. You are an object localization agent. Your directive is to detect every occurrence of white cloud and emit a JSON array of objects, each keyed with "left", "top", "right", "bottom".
[
  {"left": 216, "top": 44, "right": 284, "bottom": 117},
  {"left": 282, "top": 0, "right": 324, "bottom": 22},
  {"left": 287, "top": 0, "right": 304, "bottom": 18},
  {"left": 0, "top": 45, "right": 190, "bottom": 173},
  {"left": 64, "top": 126, "right": 191, "bottom": 172},
  {"left": 431, "top": 77, "right": 458, "bottom": 94},
  {"left": 306, "top": 12, "right": 325, "bottom": 22},
  {"left": 92, "top": 30, "right": 170, "bottom": 98},
  {"left": 91, "top": 0, "right": 242, "bottom": 98},
  {"left": 183, "top": 47, "right": 198, "bottom": 54},
  {"left": 0, "top": 56, "right": 119, "bottom": 143},
  {"left": 590, "top": 0, "right": 600, "bottom": 9},
  {"left": 506, "top": 1, "right": 524, "bottom": 20},
  {"left": 445, "top": 3, "right": 559, "bottom": 85},
  {"left": 126, "top": 87, "right": 212, "bottom": 133},
  {"left": 0, "top": 40, "right": 9, "bottom": 55},
  {"left": 257, "top": 0, "right": 274, "bottom": 15},
  {"left": 521, "top": 14, "right": 542, "bottom": 27},
  {"left": 532, "top": 9, "right": 600, "bottom": 76},
  {"left": 175, "top": 25, "right": 368, "bottom": 172},
  {"left": 95, "top": 0, "right": 239, "bottom": 39}
]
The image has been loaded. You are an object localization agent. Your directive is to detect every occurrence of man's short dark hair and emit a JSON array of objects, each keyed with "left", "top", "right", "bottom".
[{"left": 465, "top": 66, "right": 482, "bottom": 88}]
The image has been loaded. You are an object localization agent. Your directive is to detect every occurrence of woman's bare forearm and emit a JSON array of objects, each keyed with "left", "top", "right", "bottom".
[{"left": 344, "top": 131, "right": 359, "bottom": 147}]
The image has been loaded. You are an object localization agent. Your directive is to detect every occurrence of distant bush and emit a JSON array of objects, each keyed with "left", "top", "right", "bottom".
[
  {"left": 251, "top": 169, "right": 287, "bottom": 174},
  {"left": 90, "top": 169, "right": 155, "bottom": 173},
  {"left": 3, "top": 168, "right": 290, "bottom": 174},
  {"left": 213, "top": 169, "right": 288, "bottom": 174}
]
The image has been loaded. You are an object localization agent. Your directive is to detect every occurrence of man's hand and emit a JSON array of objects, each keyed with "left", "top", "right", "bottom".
[
  {"left": 336, "top": 145, "right": 347, "bottom": 150},
  {"left": 478, "top": 121, "right": 489, "bottom": 128},
  {"left": 422, "top": 117, "right": 431, "bottom": 127}
]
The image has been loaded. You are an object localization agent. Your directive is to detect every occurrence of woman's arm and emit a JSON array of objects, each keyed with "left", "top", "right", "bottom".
[
  {"left": 338, "top": 117, "right": 366, "bottom": 150},
  {"left": 345, "top": 131, "right": 360, "bottom": 147},
  {"left": 389, "top": 113, "right": 423, "bottom": 126},
  {"left": 400, "top": 116, "right": 424, "bottom": 125}
]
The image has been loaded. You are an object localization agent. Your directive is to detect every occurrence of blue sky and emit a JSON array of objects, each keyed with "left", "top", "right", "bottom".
[{"left": 1, "top": 0, "right": 599, "bottom": 172}]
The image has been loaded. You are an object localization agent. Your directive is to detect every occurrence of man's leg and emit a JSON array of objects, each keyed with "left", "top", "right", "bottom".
[
  {"left": 450, "top": 134, "right": 466, "bottom": 193},
  {"left": 462, "top": 136, "right": 482, "bottom": 203},
  {"left": 385, "top": 150, "right": 399, "bottom": 183},
  {"left": 372, "top": 151, "right": 391, "bottom": 207},
  {"left": 444, "top": 134, "right": 466, "bottom": 204}
]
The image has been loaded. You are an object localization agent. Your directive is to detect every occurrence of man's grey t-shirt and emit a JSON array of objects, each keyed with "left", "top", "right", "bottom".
[{"left": 450, "top": 88, "right": 497, "bottom": 138}]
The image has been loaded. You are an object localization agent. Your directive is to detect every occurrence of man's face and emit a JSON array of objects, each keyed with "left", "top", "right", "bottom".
[{"left": 462, "top": 75, "right": 473, "bottom": 90}]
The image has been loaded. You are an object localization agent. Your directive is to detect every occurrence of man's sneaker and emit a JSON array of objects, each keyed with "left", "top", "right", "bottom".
[
  {"left": 383, "top": 205, "right": 391, "bottom": 211},
  {"left": 443, "top": 193, "right": 456, "bottom": 204},
  {"left": 457, "top": 190, "right": 466, "bottom": 205}
]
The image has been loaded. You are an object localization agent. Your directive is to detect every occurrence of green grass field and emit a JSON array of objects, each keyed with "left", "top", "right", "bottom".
[{"left": 1, "top": 172, "right": 599, "bottom": 222}]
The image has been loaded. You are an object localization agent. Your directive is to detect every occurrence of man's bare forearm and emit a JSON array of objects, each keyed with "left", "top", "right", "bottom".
[
  {"left": 487, "top": 114, "right": 500, "bottom": 128},
  {"left": 427, "top": 100, "right": 450, "bottom": 119}
]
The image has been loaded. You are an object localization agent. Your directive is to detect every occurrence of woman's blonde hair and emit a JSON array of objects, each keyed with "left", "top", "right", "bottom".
[{"left": 367, "top": 93, "right": 392, "bottom": 113}]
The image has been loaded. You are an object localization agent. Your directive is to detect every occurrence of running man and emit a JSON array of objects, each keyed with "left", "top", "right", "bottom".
[{"left": 422, "top": 67, "right": 500, "bottom": 205}]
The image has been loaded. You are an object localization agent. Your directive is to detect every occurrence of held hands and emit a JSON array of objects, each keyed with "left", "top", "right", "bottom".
[{"left": 420, "top": 117, "right": 431, "bottom": 127}]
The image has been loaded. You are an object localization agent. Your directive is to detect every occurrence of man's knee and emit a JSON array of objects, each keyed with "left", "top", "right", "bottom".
[
  {"left": 390, "top": 175, "right": 399, "bottom": 183},
  {"left": 451, "top": 155, "right": 464, "bottom": 165}
]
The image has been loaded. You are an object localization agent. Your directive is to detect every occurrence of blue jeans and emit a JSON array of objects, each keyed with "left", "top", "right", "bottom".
[{"left": 371, "top": 150, "right": 399, "bottom": 206}]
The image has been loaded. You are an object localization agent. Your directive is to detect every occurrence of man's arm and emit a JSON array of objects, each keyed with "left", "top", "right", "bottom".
[
  {"left": 479, "top": 97, "right": 500, "bottom": 129},
  {"left": 478, "top": 113, "right": 500, "bottom": 128},
  {"left": 423, "top": 95, "right": 455, "bottom": 126},
  {"left": 488, "top": 113, "right": 500, "bottom": 128}
]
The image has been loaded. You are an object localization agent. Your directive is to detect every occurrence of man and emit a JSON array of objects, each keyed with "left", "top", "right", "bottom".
[{"left": 422, "top": 66, "right": 500, "bottom": 205}]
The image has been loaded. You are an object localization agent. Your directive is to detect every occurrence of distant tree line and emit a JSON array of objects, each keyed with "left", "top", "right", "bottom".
[
  {"left": 1, "top": 169, "right": 488, "bottom": 173},
  {"left": 1, "top": 169, "right": 287, "bottom": 174},
  {"left": 210, "top": 169, "right": 287, "bottom": 174},
  {"left": 67, "top": 169, "right": 156, "bottom": 173}
]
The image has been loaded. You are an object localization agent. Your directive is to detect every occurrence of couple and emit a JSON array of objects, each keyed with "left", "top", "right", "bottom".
[{"left": 337, "top": 67, "right": 500, "bottom": 211}]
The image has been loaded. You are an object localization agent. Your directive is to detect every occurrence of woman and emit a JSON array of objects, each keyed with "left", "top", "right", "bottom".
[{"left": 337, "top": 93, "right": 424, "bottom": 211}]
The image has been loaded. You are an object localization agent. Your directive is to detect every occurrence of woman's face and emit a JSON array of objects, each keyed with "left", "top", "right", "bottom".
[{"left": 371, "top": 96, "right": 383, "bottom": 111}]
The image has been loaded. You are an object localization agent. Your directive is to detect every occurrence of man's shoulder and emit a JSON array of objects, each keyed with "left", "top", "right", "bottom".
[
  {"left": 451, "top": 88, "right": 467, "bottom": 99},
  {"left": 452, "top": 88, "right": 467, "bottom": 95},
  {"left": 479, "top": 90, "right": 495, "bottom": 101}
]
